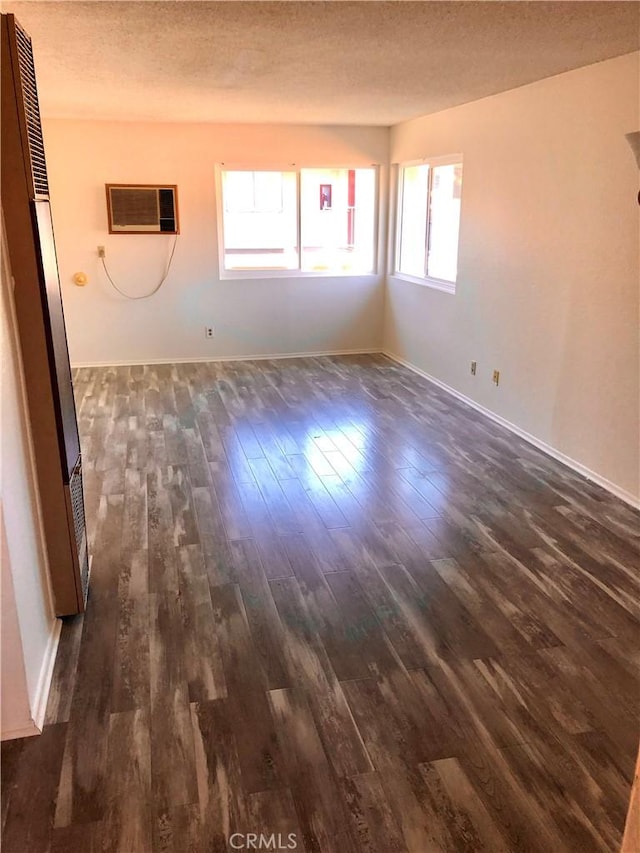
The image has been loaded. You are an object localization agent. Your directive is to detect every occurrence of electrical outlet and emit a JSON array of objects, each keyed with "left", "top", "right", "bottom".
[
  {"left": 492, "top": 369, "right": 500, "bottom": 386},
  {"left": 470, "top": 360, "right": 477, "bottom": 376},
  {"left": 97, "top": 245, "right": 105, "bottom": 258},
  {"left": 205, "top": 326, "right": 215, "bottom": 339}
]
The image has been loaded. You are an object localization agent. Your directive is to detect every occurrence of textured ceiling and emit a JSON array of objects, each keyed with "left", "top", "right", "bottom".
[{"left": 4, "top": 1, "right": 640, "bottom": 126}]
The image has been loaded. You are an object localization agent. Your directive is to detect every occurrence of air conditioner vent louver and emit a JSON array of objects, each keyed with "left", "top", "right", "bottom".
[
  {"left": 14, "top": 20, "right": 49, "bottom": 198},
  {"left": 112, "top": 188, "right": 159, "bottom": 226},
  {"left": 69, "top": 458, "right": 89, "bottom": 604},
  {"left": 106, "top": 184, "right": 179, "bottom": 234}
]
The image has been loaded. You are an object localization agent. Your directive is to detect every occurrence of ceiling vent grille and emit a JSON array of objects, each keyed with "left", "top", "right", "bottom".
[
  {"left": 106, "top": 184, "right": 179, "bottom": 234},
  {"left": 13, "top": 18, "right": 49, "bottom": 198}
]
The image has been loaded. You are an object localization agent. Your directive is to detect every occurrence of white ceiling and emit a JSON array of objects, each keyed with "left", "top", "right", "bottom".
[{"left": 4, "top": 1, "right": 640, "bottom": 126}]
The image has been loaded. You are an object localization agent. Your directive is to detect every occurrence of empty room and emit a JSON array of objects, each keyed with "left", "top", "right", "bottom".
[{"left": 1, "top": 1, "right": 639, "bottom": 851}]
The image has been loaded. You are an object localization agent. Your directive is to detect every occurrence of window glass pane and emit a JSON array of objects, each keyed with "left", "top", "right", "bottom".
[
  {"left": 426, "top": 163, "right": 462, "bottom": 282},
  {"left": 253, "top": 172, "right": 284, "bottom": 211},
  {"left": 224, "top": 172, "right": 255, "bottom": 213},
  {"left": 398, "top": 165, "right": 429, "bottom": 277},
  {"left": 222, "top": 170, "right": 298, "bottom": 269},
  {"left": 300, "top": 168, "right": 376, "bottom": 273}
]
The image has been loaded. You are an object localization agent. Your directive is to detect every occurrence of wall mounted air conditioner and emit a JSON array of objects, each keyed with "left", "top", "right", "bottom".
[{"left": 105, "top": 184, "right": 179, "bottom": 234}]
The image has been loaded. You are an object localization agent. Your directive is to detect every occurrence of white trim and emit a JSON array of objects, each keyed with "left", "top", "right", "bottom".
[
  {"left": 393, "top": 156, "right": 463, "bottom": 289},
  {"left": 218, "top": 161, "right": 384, "bottom": 170},
  {"left": 389, "top": 272, "right": 455, "bottom": 294},
  {"left": 216, "top": 164, "right": 380, "bottom": 279},
  {"left": 392, "top": 153, "right": 464, "bottom": 168},
  {"left": 218, "top": 269, "right": 379, "bottom": 281},
  {"left": 1, "top": 616, "right": 62, "bottom": 740},
  {"left": 30, "top": 617, "right": 62, "bottom": 730},
  {"left": 1, "top": 721, "right": 41, "bottom": 741},
  {"left": 71, "top": 347, "right": 381, "bottom": 369},
  {"left": 382, "top": 350, "right": 640, "bottom": 510}
]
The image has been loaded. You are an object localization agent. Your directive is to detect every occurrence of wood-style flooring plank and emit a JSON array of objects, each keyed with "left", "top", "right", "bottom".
[
  {"left": 54, "top": 495, "right": 123, "bottom": 828},
  {"left": 112, "top": 549, "right": 150, "bottom": 712},
  {"left": 148, "top": 591, "right": 198, "bottom": 811},
  {"left": 176, "top": 544, "right": 227, "bottom": 702},
  {"left": 209, "top": 582, "right": 285, "bottom": 793},
  {"left": 230, "top": 537, "right": 291, "bottom": 690},
  {"left": 246, "top": 788, "right": 306, "bottom": 853},
  {"left": 1, "top": 724, "right": 67, "bottom": 853},
  {"left": 267, "top": 687, "right": 359, "bottom": 853},
  {"left": 269, "top": 576, "right": 373, "bottom": 778},
  {"left": 153, "top": 804, "right": 201, "bottom": 853},
  {"left": 190, "top": 699, "right": 247, "bottom": 851},
  {"left": 44, "top": 613, "right": 84, "bottom": 725},
  {"left": 340, "top": 772, "right": 408, "bottom": 853},
  {"left": 101, "top": 708, "right": 152, "bottom": 852}
]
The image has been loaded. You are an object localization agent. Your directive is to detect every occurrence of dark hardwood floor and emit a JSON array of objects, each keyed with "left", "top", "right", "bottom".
[{"left": 2, "top": 353, "right": 639, "bottom": 852}]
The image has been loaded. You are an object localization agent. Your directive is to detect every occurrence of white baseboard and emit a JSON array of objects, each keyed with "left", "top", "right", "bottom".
[
  {"left": 71, "top": 347, "right": 380, "bottom": 369},
  {"left": 1, "top": 617, "right": 61, "bottom": 741},
  {"left": 31, "top": 616, "right": 62, "bottom": 731},
  {"left": 382, "top": 350, "right": 640, "bottom": 510}
]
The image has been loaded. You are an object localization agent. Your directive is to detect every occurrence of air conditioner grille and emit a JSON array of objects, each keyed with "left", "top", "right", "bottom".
[
  {"left": 14, "top": 21, "right": 49, "bottom": 198},
  {"left": 69, "top": 458, "right": 89, "bottom": 603},
  {"left": 110, "top": 187, "right": 159, "bottom": 227}
]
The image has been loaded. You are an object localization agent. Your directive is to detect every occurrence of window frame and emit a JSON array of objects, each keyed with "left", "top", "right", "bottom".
[
  {"left": 392, "top": 154, "right": 463, "bottom": 295},
  {"left": 215, "top": 164, "right": 380, "bottom": 280}
]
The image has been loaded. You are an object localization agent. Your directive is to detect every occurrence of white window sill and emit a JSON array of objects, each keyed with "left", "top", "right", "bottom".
[
  {"left": 389, "top": 272, "right": 456, "bottom": 294},
  {"left": 219, "top": 268, "right": 379, "bottom": 281}
]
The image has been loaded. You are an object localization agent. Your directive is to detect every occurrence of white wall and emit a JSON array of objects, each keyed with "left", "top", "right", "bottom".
[
  {"left": 42, "top": 121, "right": 389, "bottom": 366},
  {"left": 385, "top": 53, "right": 640, "bottom": 502},
  {"left": 1, "top": 216, "right": 60, "bottom": 738}
]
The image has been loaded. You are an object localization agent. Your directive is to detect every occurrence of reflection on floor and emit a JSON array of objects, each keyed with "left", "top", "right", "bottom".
[{"left": 2, "top": 354, "right": 639, "bottom": 852}]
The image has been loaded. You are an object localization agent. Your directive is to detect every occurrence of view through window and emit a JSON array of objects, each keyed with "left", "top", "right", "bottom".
[
  {"left": 396, "top": 159, "right": 463, "bottom": 287},
  {"left": 221, "top": 167, "right": 377, "bottom": 274}
]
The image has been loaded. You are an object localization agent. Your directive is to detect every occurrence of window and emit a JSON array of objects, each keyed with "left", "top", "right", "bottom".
[
  {"left": 219, "top": 167, "right": 377, "bottom": 276},
  {"left": 300, "top": 168, "right": 376, "bottom": 273},
  {"left": 221, "top": 170, "right": 298, "bottom": 270},
  {"left": 395, "top": 157, "right": 463, "bottom": 291}
]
